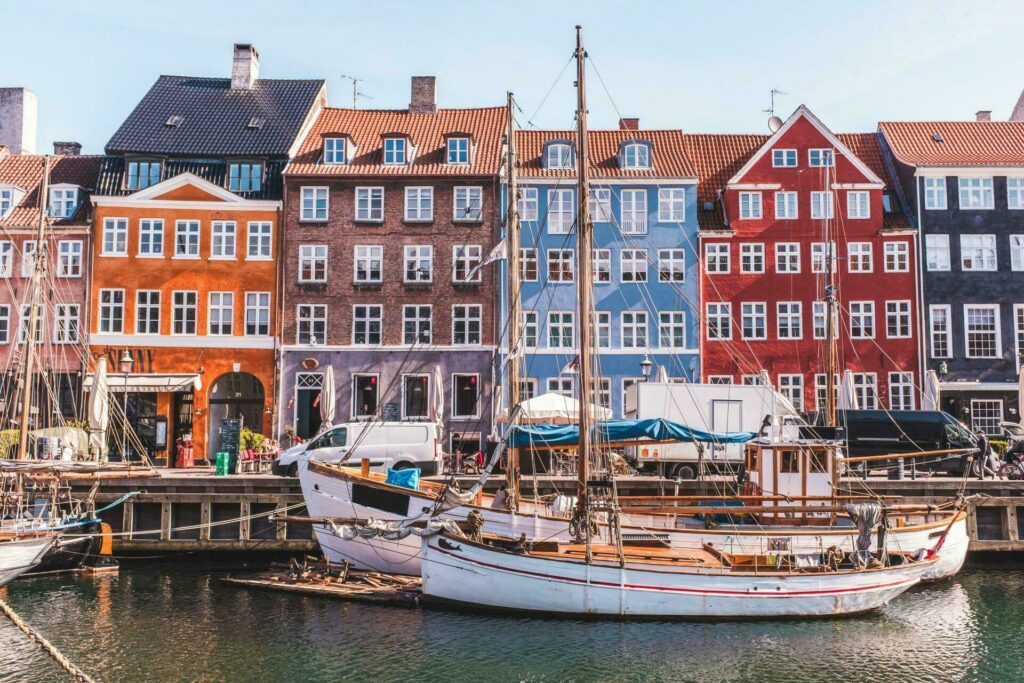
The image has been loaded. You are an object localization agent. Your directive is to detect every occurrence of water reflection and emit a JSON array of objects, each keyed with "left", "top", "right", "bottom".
[{"left": 0, "top": 568, "right": 1021, "bottom": 682}]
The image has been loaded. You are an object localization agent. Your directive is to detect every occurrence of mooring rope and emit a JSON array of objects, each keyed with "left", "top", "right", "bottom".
[{"left": 0, "top": 597, "right": 94, "bottom": 682}]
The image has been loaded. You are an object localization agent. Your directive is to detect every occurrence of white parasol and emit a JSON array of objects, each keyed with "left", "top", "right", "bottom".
[{"left": 87, "top": 356, "right": 110, "bottom": 460}]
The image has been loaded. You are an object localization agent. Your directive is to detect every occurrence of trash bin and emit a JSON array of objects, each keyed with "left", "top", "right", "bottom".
[
  {"left": 215, "top": 452, "right": 228, "bottom": 476},
  {"left": 226, "top": 450, "right": 239, "bottom": 475}
]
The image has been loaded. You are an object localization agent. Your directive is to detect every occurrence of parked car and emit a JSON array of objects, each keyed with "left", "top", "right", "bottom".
[
  {"left": 273, "top": 422, "right": 443, "bottom": 477},
  {"left": 810, "top": 410, "right": 977, "bottom": 475},
  {"left": 1000, "top": 421, "right": 1024, "bottom": 445}
]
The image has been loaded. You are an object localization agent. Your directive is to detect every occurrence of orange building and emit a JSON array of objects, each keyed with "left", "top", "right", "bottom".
[{"left": 88, "top": 44, "right": 325, "bottom": 463}]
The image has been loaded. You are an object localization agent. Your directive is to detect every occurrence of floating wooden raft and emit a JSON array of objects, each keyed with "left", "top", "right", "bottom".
[{"left": 221, "top": 558, "right": 421, "bottom": 608}]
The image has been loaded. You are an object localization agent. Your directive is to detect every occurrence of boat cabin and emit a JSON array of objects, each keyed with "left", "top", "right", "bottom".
[{"left": 744, "top": 440, "right": 840, "bottom": 523}]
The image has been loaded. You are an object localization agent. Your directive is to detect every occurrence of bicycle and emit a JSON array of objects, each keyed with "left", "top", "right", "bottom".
[{"left": 998, "top": 453, "right": 1024, "bottom": 481}]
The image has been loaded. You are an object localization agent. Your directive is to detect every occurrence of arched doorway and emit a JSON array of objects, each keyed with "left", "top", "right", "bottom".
[{"left": 207, "top": 372, "right": 265, "bottom": 456}]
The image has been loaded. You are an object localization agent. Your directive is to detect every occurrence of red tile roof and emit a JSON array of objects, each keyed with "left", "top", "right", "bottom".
[
  {"left": 879, "top": 121, "right": 1024, "bottom": 167},
  {"left": 0, "top": 155, "right": 101, "bottom": 227},
  {"left": 683, "top": 133, "right": 910, "bottom": 232},
  {"left": 286, "top": 107, "right": 505, "bottom": 177},
  {"left": 516, "top": 129, "right": 696, "bottom": 178}
]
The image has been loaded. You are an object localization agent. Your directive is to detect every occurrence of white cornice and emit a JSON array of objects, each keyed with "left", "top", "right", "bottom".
[{"left": 89, "top": 333, "right": 276, "bottom": 349}]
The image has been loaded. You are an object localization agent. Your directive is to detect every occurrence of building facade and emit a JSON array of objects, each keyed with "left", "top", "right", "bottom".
[
  {"left": 880, "top": 119, "right": 1024, "bottom": 432},
  {"left": 505, "top": 123, "right": 700, "bottom": 417},
  {"left": 0, "top": 146, "right": 99, "bottom": 428},
  {"left": 89, "top": 44, "right": 325, "bottom": 462},
  {"left": 689, "top": 107, "right": 919, "bottom": 413},
  {"left": 280, "top": 77, "right": 504, "bottom": 457}
]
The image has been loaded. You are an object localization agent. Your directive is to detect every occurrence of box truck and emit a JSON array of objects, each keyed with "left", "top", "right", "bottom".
[{"left": 623, "top": 382, "right": 804, "bottom": 478}]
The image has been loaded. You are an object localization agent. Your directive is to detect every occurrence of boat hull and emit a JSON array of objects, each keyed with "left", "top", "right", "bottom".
[
  {"left": 421, "top": 534, "right": 933, "bottom": 618},
  {"left": 299, "top": 463, "right": 967, "bottom": 582},
  {"left": 0, "top": 535, "right": 56, "bottom": 586}
]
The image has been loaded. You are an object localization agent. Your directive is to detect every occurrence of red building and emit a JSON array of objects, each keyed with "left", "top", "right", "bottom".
[{"left": 685, "top": 106, "right": 919, "bottom": 412}]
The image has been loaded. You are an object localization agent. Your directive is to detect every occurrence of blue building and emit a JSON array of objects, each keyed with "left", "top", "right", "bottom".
[
  {"left": 880, "top": 119, "right": 1024, "bottom": 433},
  {"left": 500, "top": 124, "right": 700, "bottom": 417}
]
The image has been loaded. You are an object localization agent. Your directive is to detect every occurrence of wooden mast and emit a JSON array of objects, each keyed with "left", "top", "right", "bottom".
[
  {"left": 505, "top": 91, "right": 522, "bottom": 509},
  {"left": 824, "top": 162, "right": 838, "bottom": 427},
  {"left": 573, "top": 26, "right": 595, "bottom": 523},
  {"left": 17, "top": 155, "right": 51, "bottom": 459}
]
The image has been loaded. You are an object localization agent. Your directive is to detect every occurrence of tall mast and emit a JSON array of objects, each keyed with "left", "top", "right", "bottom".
[
  {"left": 824, "top": 163, "right": 837, "bottom": 427},
  {"left": 17, "top": 155, "right": 51, "bottom": 459},
  {"left": 573, "top": 26, "right": 594, "bottom": 514},
  {"left": 505, "top": 91, "right": 522, "bottom": 508}
]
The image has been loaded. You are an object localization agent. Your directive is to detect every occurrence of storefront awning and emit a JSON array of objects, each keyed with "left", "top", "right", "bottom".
[{"left": 83, "top": 373, "right": 202, "bottom": 393}]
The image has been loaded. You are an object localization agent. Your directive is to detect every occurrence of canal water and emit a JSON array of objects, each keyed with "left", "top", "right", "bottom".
[{"left": 1, "top": 564, "right": 1022, "bottom": 682}]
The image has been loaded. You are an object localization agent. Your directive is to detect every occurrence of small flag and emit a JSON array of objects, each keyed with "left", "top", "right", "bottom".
[
  {"left": 464, "top": 239, "right": 507, "bottom": 281},
  {"left": 561, "top": 355, "right": 580, "bottom": 375}
]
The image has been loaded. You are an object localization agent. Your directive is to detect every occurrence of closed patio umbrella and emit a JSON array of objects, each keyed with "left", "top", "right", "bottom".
[
  {"left": 319, "top": 365, "right": 336, "bottom": 430},
  {"left": 838, "top": 370, "right": 859, "bottom": 411},
  {"left": 922, "top": 369, "right": 941, "bottom": 411},
  {"left": 433, "top": 365, "right": 445, "bottom": 424},
  {"left": 655, "top": 365, "right": 669, "bottom": 383},
  {"left": 87, "top": 356, "right": 110, "bottom": 461}
]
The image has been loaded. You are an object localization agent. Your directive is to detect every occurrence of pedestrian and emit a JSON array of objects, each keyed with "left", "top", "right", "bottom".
[{"left": 975, "top": 430, "right": 999, "bottom": 480}]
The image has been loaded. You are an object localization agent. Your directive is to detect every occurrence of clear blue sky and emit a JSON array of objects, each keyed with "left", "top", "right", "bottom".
[{"left": 3, "top": 0, "right": 1024, "bottom": 154}]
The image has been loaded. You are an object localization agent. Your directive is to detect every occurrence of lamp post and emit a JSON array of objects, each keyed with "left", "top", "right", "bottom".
[
  {"left": 640, "top": 354, "right": 653, "bottom": 382},
  {"left": 119, "top": 349, "right": 133, "bottom": 460}
]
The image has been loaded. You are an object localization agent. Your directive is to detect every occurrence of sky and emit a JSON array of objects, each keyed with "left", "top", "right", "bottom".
[{"left": 3, "top": 0, "right": 1024, "bottom": 154}]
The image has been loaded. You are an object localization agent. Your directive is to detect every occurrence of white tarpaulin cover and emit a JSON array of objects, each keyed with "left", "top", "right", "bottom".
[
  {"left": 922, "top": 370, "right": 941, "bottom": 411},
  {"left": 319, "top": 365, "right": 336, "bottom": 428},
  {"left": 511, "top": 392, "right": 612, "bottom": 424},
  {"left": 87, "top": 356, "right": 110, "bottom": 458},
  {"left": 838, "top": 370, "right": 859, "bottom": 410}
]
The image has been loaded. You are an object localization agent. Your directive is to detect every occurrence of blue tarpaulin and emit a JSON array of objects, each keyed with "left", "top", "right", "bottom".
[{"left": 507, "top": 418, "right": 756, "bottom": 449}]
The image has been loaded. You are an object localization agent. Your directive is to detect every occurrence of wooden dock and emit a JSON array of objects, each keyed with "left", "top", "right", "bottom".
[
  {"left": 67, "top": 469, "right": 1024, "bottom": 555},
  {"left": 222, "top": 560, "right": 421, "bottom": 607}
]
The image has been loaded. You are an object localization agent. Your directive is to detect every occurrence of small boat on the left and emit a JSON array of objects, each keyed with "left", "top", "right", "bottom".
[{"left": 0, "top": 532, "right": 57, "bottom": 586}]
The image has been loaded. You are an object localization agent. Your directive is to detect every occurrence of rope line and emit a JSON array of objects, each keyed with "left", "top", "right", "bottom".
[{"left": 0, "top": 597, "right": 94, "bottom": 683}]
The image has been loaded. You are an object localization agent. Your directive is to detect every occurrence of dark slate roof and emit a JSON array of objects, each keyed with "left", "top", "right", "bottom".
[
  {"left": 105, "top": 76, "right": 325, "bottom": 157},
  {"left": 96, "top": 157, "right": 287, "bottom": 200}
]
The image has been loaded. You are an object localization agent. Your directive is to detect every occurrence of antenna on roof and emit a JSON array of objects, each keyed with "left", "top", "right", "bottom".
[
  {"left": 762, "top": 88, "right": 788, "bottom": 124},
  {"left": 340, "top": 74, "right": 372, "bottom": 109}
]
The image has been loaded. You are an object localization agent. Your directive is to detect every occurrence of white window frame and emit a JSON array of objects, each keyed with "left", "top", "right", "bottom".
[
  {"left": 323, "top": 138, "right": 346, "bottom": 165},
  {"left": 958, "top": 177, "right": 994, "bottom": 210},
  {"left": 245, "top": 292, "right": 271, "bottom": 336},
  {"left": 777, "top": 301, "right": 802, "bottom": 340},
  {"left": 355, "top": 187, "right": 385, "bottom": 222},
  {"left": 658, "top": 248, "right": 686, "bottom": 282},
  {"left": 404, "top": 186, "right": 434, "bottom": 222},
  {"left": 620, "top": 188, "right": 648, "bottom": 234},
  {"left": 659, "top": 311, "right": 687, "bottom": 349},
  {"left": 452, "top": 245, "right": 483, "bottom": 284},
  {"left": 545, "top": 143, "right": 573, "bottom": 169},
  {"left": 738, "top": 191, "right": 762, "bottom": 219},
  {"left": 453, "top": 186, "right": 483, "bottom": 222},
  {"left": 174, "top": 220, "right": 200, "bottom": 259},
  {"left": 139, "top": 218, "right": 164, "bottom": 257},
  {"left": 621, "top": 311, "right": 649, "bottom": 349},
  {"left": 774, "top": 191, "right": 798, "bottom": 220},
  {"left": 547, "top": 248, "right": 574, "bottom": 283},
  {"left": 521, "top": 311, "right": 538, "bottom": 349},
  {"left": 1010, "top": 235, "right": 1024, "bottom": 271},
  {"left": 1008, "top": 177, "right": 1024, "bottom": 210},
  {"left": 593, "top": 248, "right": 611, "bottom": 283},
  {"left": 246, "top": 222, "right": 272, "bottom": 260},
  {"left": 929, "top": 304, "right": 952, "bottom": 359},
  {"left": 740, "top": 243, "right": 765, "bottom": 273},
  {"left": 352, "top": 304, "right": 383, "bottom": 345},
  {"left": 48, "top": 187, "right": 79, "bottom": 218},
  {"left": 964, "top": 304, "right": 1001, "bottom": 359},
  {"left": 296, "top": 304, "right": 327, "bottom": 345},
  {"left": 383, "top": 137, "right": 407, "bottom": 165},
  {"left": 102, "top": 218, "right": 128, "bottom": 256},
  {"left": 705, "top": 243, "right": 730, "bottom": 273},
  {"left": 620, "top": 248, "right": 648, "bottom": 283},
  {"left": 57, "top": 240, "right": 83, "bottom": 278},
  {"left": 849, "top": 301, "right": 875, "bottom": 339},
  {"left": 884, "top": 241, "right": 909, "bottom": 272},
  {"left": 547, "top": 188, "right": 575, "bottom": 234},
  {"left": 848, "top": 242, "right": 873, "bottom": 273},
  {"left": 706, "top": 302, "right": 732, "bottom": 340},
  {"left": 925, "top": 234, "right": 951, "bottom": 271},
  {"left": 403, "top": 304, "right": 432, "bottom": 345},
  {"left": 847, "top": 191, "right": 870, "bottom": 219},
  {"left": 885, "top": 300, "right": 912, "bottom": 339},
  {"left": 888, "top": 372, "right": 915, "bottom": 411},
  {"left": 970, "top": 399, "right": 1004, "bottom": 435},
  {"left": 404, "top": 245, "right": 433, "bottom": 283},
  {"left": 452, "top": 304, "right": 482, "bottom": 345},
  {"left": 447, "top": 137, "right": 470, "bottom": 165},
  {"left": 658, "top": 188, "right": 686, "bottom": 222},
  {"left": 300, "top": 186, "right": 329, "bottom": 222},
  {"left": 808, "top": 148, "right": 834, "bottom": 167},
  {"left": 852, "top": 373, "right": 879, "bottom": 410},
  {"left": 171, "top": 290, "right": 198, "bottom": 336},
  {"left": 775, "top": 242, "right": 800, "bottom": 273},
  {"left": 135, "top": 290, "right": 161, "bottom": 335},
  {"left": 547, "top": 311, "right": 574, "bottom": 349},
  {"left": 210, "top": 221, "right": 236, "bottom": 260},
  {"left": 0, "top": 304, "right": 10, "bottom": 343},
  {"left": 353, "top": 245, "right": 383, "bottom": 284},
  {"left": 740, "top": 302, "right": 767, "bottom": 340},
  {"left": 53, "top": 304, "right": 80, "bottom": 344},
  {"left": 207, "top": 291, "right": 235, "bottom": 336},
  {"left": 960, "top": 234, "right": 997, "bottom": 271},
  {"left": 520, "top": 248, "right": 538, "bottom": 282},
  {"left": 923, "top": 177, "right": 947, "bottom": 210},
  {"left": 20, "top": 240, "right": 37, "bottom": 278},
  {"left": 97, "top": 289, "right": 124, "bottom": 334},
  {"left": 518, "top": 187, "right": 538, "bottom": 221},
  {"left": 298, "top": 244, "right": 328, "bottom": 283},
  {"left": 778, "top": 374, "right": 804, "bottom": 411},
  {"left": 0, "top": 241, "right": 11, "bottom": 278},
  {"left": 772, "top": 149, "right": 797, "bottom": 167},
  {"left": 811, "top": 241, "right": 836, "bottom": 274},
  {"left": 811, "top": 191, "right": 834, "bottom": 219},
  {"left": 622, "top": 142, "right": 651, "bottom": 169}
]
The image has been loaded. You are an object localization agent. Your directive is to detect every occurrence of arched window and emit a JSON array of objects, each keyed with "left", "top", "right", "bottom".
[
  {"left": 544, "top": 142, "right": 574, "bottom": 169},
  {"left": 622, "top": 141, "right": 651, "bottom": 169}
]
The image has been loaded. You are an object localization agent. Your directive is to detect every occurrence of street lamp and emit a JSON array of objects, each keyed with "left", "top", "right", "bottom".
[
  {"left": 640, "top": 354, "right": 653, "bottom": 382},
  {"left": 119, "top": 349, "right": 133, "bottom": 460}
]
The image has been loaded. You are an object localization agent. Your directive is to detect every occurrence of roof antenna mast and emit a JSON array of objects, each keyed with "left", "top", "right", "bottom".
[
  {"left": 340, "top": 74, "right": 372, "bottom": 109},
  {"left": 764, "top": 88, "right": 788, "bottom": 132}
]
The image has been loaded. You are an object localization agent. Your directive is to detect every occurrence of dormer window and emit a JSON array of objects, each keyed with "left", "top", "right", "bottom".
[
  {"left": 324, "top": 138, "right": 347, "bottom": 165},
  {"left": 545, "top": 142, "right": 573, "bottom": 170},
  {"left": 0, "top": 187, "right": 17, "bottom": 219},
  {"left": 622, "top": 141, "right": 651, "bottom": 169},
  {"left": 48, "top": 187, "right": 80, "bottom": 218},
  {"left": 228, "top": 162, "right": 263, "bottom": 192},
  {"left": 383, "top": 137, "right": 407, "bottom": 165},
  {"left": 126, "top": 160, "right": 161, "bottom": 190},
  {"left": 447, "top": 137, "right": 470, "bottom": 164}
]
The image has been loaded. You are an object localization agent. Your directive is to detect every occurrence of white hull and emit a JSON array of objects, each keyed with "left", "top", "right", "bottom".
[
  {"left": 0, "top": 535, "right": 55, "bottom": 586},
  {"left": 421, "top": 534, "right": 934, "bottom": 618},
  {"left": 299, "top": 463, "right": 967, "bottom": 581}
]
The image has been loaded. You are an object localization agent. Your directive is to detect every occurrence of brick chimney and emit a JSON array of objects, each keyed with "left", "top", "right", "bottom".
[
  {"left": 53, "top": 141, "right": 81, "bottom": 155},
  {"left": 1012, "top": 91, "right": 1024, "bottom": 121},
  {"left": 976, "top": 110, "right": 992, "bottom": 122},
  {"left": 231, "top": 44, "right": 260, "bottom": 90},
  {"left": 618, "top": 117, "right": 640, "bottom": 131},
  {"left": 409, "top": 76, "right": 436, "bottom": 114},
  {"left": 0, "top": 88, "right": 38, "bottom": 154}
]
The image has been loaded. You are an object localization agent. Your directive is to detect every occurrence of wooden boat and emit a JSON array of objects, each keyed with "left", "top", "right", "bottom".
[
  {"left": 0, "top": 532, "right": 56, "bottom": 586},
  {"left": 419, "top": 531, "right": 936, "bottom": 618}
]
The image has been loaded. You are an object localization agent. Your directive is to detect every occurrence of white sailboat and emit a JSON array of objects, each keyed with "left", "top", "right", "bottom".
[{"left": 0, "top": 533, "right": 56, "bottom": 586}]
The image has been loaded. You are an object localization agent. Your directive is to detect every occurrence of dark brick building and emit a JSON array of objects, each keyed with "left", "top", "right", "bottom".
[{"left": 280, "top": 77, "right": 504, "bottom": 455}]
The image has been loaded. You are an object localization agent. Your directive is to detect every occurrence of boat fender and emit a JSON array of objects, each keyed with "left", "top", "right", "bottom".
[{"left": 98, "top": 522, "right": 113, "bottom": 556}]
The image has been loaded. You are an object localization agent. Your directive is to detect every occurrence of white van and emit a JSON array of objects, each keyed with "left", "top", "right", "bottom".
[{"left": 273, "top": 422, "right": 443, "bottom": 477}]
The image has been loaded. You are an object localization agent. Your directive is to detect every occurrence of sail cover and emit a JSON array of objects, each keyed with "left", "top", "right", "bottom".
[{"left": 508, "top": 418, "right": 755, "bottom": 449}]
